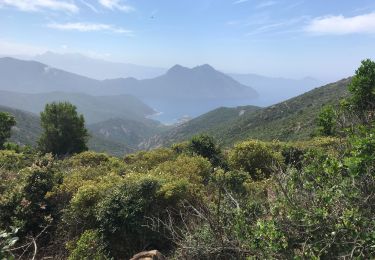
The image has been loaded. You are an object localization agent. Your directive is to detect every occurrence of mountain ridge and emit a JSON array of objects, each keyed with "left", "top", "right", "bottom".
[
  {"left": 34, "top": 51, "right": 166, "bottom": 80},
  {"left": 0, "top": 90, "right": 156, "bottom": 124},
  {"left": 144, "top": 77, "right": 351, "bottom": 148},
  {"left": 0, "top": 57, "right": 258, "bottom": 123}
]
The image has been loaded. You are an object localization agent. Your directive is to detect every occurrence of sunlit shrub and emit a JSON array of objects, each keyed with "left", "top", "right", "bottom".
[
  {"left": 0, "top": 154, "right": 56, "bottom": 235},
  {"left": 229, "top": 140, "right": 282, "bottom": 180},
  {"left": 67, "top": 229, "right": 108, "bottom": 260},
  {"left": 68, "top": 152, "right": 111, "bottom": 167},
  {"left": 124, "top": 148, "right": 176, "bottom": 172},
  {"left": 152, "top": 155, "right": 212, "bottom": 184},
  {"left": 0, "top": 150, "right": 28, "bottom": 171}
]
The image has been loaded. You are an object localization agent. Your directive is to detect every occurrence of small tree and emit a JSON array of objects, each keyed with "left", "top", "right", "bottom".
[
  {"left": 317, "top": 105, "right": 336, "bottom": 136},
  {"left": 189, "top": 134, "right": 225, "bottom": 168},
  {"left": 348, "top": 59, "right": 375, "bottom": 123},
  {"left": 38, "top": 102, "right": 89, "bottom": 156},
  {"left": 0, "top": 112, "right": 16, "bottom": 149}
]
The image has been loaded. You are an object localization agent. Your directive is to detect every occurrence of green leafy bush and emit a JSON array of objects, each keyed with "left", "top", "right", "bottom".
[
  {"left": 67, "top": 229, "right": 108, "bottom": 260},
  {"left": 229, "top": 140, "right": 282, "bottom": 180},
  {"left": 124, "top": 148, "right": 176, "bottom": 172}
]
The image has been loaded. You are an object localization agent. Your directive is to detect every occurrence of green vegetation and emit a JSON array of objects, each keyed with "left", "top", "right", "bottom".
[
  {"left": 348, "top": 59, "right": 375, "bottom": 121},
  {"left": 317, "top": 105, "right": 336, "bottom": 136},
  {"left": 0, "top": 105, "right": 166, "bottom": 156},
  {"left": 0, "top": 105, "right": 42, "bottom": 147},
  {"left": 0, "top": 112, "right": 16, "bottom": 148},
  {"left": 152, "top": 78, "right": 350, "bottom": 148},
  {"left": 39, "top": 102, "right": 89, "bottom": 156},
  {"left": 0, "top": 60, "right": 374, "bottom": 259}
]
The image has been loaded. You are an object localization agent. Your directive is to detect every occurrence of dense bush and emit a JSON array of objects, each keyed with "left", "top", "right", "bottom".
[
  {"left": 124, "top": 148, "right": 176, "bottom": 171},
  {"left": 229, "top": 140, "right": 282, "bottom": 180},
  {"left": 67, "top": 229, "right": 108, "bottom": 260}
]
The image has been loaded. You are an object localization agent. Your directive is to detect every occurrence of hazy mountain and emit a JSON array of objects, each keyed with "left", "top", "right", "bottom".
[
  {"left": 0, "top": 57, "right": 258, "bottom": 123},
  {"left": 0, "top": 57, "right": 108, "bottom": 95},
  {"left": 230, "top": 73, "right": 322, "bottom": 106},
  {"left": 0, "top": 90, "right": 156, "bottom": 124},
  {"left": 114, "top": 64, "right": 259, "bottom": 122},
  {"left": 0, "top": 57, "right": 137, "bottom": 96},
  {"left": 34, "top": 52, "right": 166, "bottom": 80},
  {"left": 146, "top": 78, "right": 351, "bottom": 148}
]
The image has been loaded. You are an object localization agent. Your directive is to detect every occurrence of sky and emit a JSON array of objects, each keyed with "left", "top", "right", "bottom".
[{"left": 1, "top": 0, "right": 375, "bottom": 82}]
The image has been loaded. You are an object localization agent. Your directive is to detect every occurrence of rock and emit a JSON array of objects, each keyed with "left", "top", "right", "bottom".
[{"left": 130, "top": 250, "right": 165, "bottom": 260}]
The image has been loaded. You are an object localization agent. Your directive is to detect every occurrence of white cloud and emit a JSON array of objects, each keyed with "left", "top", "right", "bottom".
[
  {"left": 245, "top": 16, "right": 307, "bottom": 36},
  {"left": 98, "top": 0, "right": 134, "bottom": 12},
  {"left": 256, "top": 1, "right": 277, "bottom": 9},
  {"left": 0, "top": 0, "right": 78, "bottom": 13},
  {"left": 47, "top": 22, "right": 133, "bottom": 35},
  {"left": 233, "top": 0, "right": 249, "bottom": 4},
  {"left": 79, "top": 0, "right": 99, "bottom": 13},
  {"left": 306, "top": 13, "right": 375, "bottom": 35}
]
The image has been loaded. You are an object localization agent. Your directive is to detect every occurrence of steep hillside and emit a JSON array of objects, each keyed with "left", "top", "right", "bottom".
[
  {"left": 149, "top": 78, "right": 351, "bottom": 147},
  {"left": 0, "top": 105, "right": 41, "bottom": 146},
  {"left": 0, "top": 90, "right": 155, "bottom": 124},
  {"left": 219, "top": 78, "right": 351, "bottom": 144},
  {"left": 146, "top": 105, "right": 260, "bottom": 147},
  {"left": 88, "top": 118, "right": 170, "bottom": 149}
]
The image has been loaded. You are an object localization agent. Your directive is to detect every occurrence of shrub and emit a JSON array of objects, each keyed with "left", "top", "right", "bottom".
[
  {"left": 67, "top": 229, "right": 108, "bottom": 260},
  {"left": 272, "top": 129, "right": 375, "bottom": 258},
  {"left": 68, "top": 152, "right": 110, "bottom": 167},
  {"left": 0, "top": 150, "right": 28, "bottom": 171},
  {"left": 189, "top": 134, "right": 226, "bottom": 168},
  {"left": 152, "top": 155, "right": 212, "bottom": 185},
  {"left": 229, "top": 140, "right": 282, "bottom": 180},
  {"left": 124, "top": 148, "right": 175, "bottom": 172},
  {"left": 0, "top": 154, "right": 56, "bottom": 236}
]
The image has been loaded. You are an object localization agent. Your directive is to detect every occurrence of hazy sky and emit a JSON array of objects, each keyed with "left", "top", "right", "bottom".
[{"left": 1, "top": 0, "right": 375, "bottom": 81}]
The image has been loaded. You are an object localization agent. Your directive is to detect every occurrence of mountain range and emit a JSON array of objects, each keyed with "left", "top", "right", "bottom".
[
  {"left": 0, "top": 57, "right": 258, "bottom": 122},
  {"left": 31, "top": 52, "right": 322, "bottom": 107},
  {"left": 34, "top": 52, "right": 166, "bottom": 80},
  {"left": 0, "top": 55, "right": 348, "bottom": 156}
]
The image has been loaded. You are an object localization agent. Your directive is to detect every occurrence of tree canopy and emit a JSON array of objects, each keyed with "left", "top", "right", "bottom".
[
  {"left": 348, "top": 59, "right": 375, "bottom": 122},
  {"left": 38, "top": 102, "right": 89, "bottom": 156}
]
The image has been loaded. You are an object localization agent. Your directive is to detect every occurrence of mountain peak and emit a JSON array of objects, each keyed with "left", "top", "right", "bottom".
[
  {"left": 167, "top": 64, "right": 189, "bottom": 74},
  {"left": 194, "top": 64, "right": 216, "bottom": 71},
  {"left": 167, "top": 64, "right": 217, "bottom": 75}
]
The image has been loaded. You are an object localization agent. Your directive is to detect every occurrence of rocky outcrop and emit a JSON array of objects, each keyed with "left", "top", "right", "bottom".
[{"left": 130, "top": 250, "right": 165, "bottom": 260}]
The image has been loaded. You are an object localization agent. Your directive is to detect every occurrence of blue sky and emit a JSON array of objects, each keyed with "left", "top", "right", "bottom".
[{"left": 1, "top": 0, "right": 375, "bottom": 81}]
